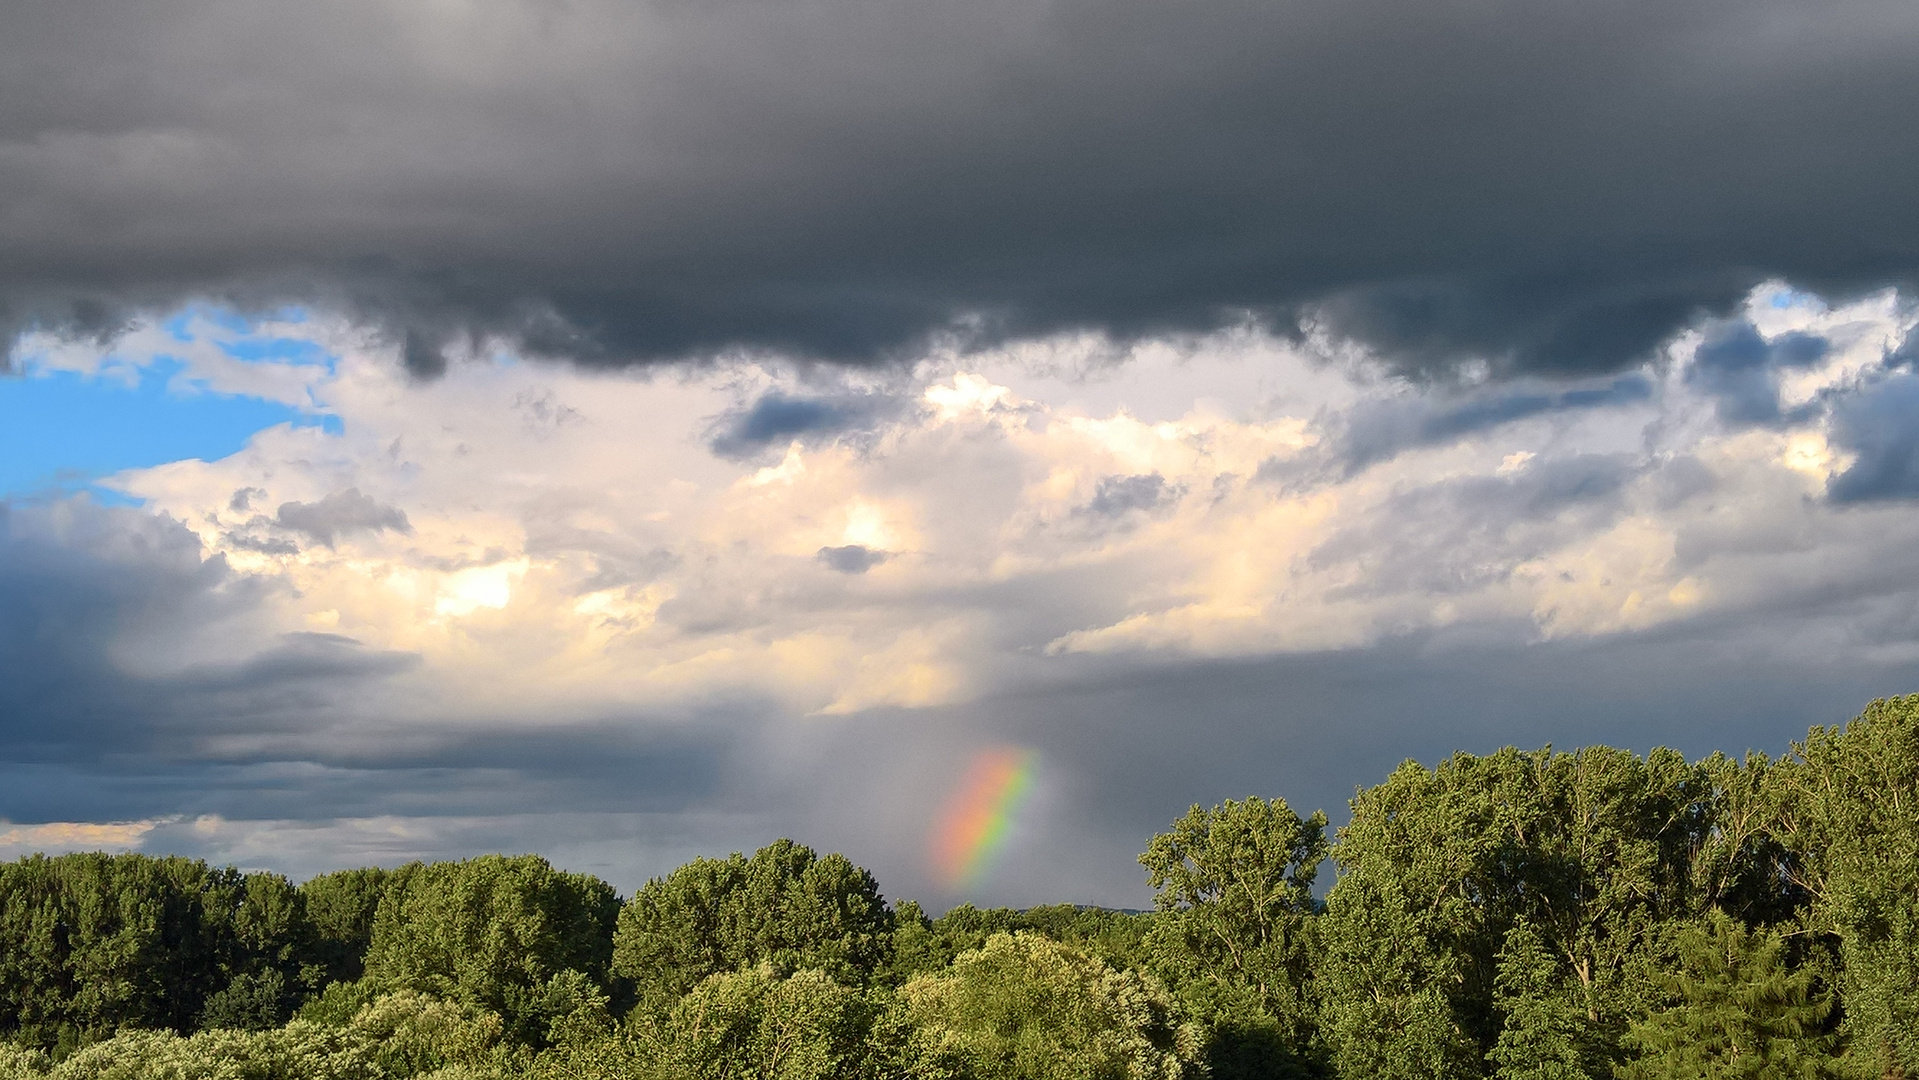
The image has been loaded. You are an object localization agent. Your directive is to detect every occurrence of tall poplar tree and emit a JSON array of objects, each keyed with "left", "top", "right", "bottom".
[{"left": 1138, "top": 797, "right": 1328, "bottom": 1078}]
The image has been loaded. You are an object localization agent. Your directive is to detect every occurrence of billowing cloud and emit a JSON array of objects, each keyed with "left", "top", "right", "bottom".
[
  {"left": 3, "top": 1, "right": 1919, "bottom": 374},
  {"left": 7, "top": 285, "right": 1919, "bottom": 904},
  {"left": 1685, "top": 321, "right": 1831, "bottom": 427}
]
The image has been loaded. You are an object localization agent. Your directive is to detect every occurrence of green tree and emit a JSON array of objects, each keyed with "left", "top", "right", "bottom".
[
  {"left": 887, "top": 902, "right": 1156, "bottom": 985},
  {"left": 1486, "top": 919, "right": 1604, "bottom": 1080},
  {"left": 1000, "top": 906, "right": 1156, "bottom": 975},
  {"left": 198, "top": 871, "right": 313, "bottom": 1031},
  {"left": 1316, "top": 863, "right": 1477, "bottom": 1080},
  {"left": 1138, "top": 797, "right": 1329, "bottom": 1079},
  {"left": 360, "top": 854, "right": 620, "bottom": 1046},
  {"left": 0, "top": 1045, "right": 49, "bottom": 1080},
  {"left": 1619, "top": 913, "right": 1837, "bottom": 1079},
  {"left": 897, "top": 931, "right": 1204, "bottom": 1080},
  {"left": 1770, "top": 695, "right": 1919, "bottom": 1079},
  {"left": 344, "top": 990, "right": 513, "bottom": 1078},
  {"left": 0, "top": 853, "right": 314, "bottom": 1051},
  {"left": 612, "top": 839, "right": 892, "bottom": 1013},
  {"left": 21, "top": 991, "right": 514, "bottom": 1080},
  {"left": 885, "top": 900, "right": 951, "bottom": 984},
  {"left": 648, "top": 966, "right": 891, "bottom": 1080},
  {"left": 298, "top": 867, "right": 390, "bottom": 988},
  {"left": 1316, "top": 746, "right": 1743, "bottom": 1079}
]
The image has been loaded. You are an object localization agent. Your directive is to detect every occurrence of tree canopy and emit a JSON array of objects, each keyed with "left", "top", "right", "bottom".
[
  {"left": 4, "top": 694, "right": 1919, "bottom": 1080},
  {"left": 611, "top": 839, "right": 893, "bottom": 1013}
]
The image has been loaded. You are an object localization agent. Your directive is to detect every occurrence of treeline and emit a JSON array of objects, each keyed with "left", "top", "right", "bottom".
[{"left": 1, "top": 696, "right": 1917, "bottom": 1079}]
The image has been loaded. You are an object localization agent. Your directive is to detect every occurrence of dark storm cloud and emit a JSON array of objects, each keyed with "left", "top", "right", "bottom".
[
  {"left": 1685, "top": 321, "right": 1830, "bottom": 427},
  {"left": 1083, "top": 474, "right": 1176, "bottom": 517},
  {"left": 706, "top": 390, "right": 907, "bottom": 459},
  {"left": 274, "top": 488, "right": 411, "bottom": 547},
  {"left": 817, "top": 545, "right": 888, "bottom": 574},
  {"left": 0, "top": 502, "right": 410, "bottom": 764},
  {"left": 3, "top": 0, "right": 1918, "bottom": 374},
  {"left": 0, "top": 499, "right": 733, "bottom": 833},
  {"left": 1828, "top": 373, "right": 1919, "bottom": 502},
  {"left": 1338, "top": 373, "right": 1655, "bottom": 472}
]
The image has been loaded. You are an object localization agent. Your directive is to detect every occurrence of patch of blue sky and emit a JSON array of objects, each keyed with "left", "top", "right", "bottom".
[
  {"left": 218, "top": 334, "right": 333, "bottom": 368},
  {"left": 0, "top": 356, "right": 336, "bottom": 501},
  {"left": 164, "top": 303, "right": 312, "bottom": 336},
  {"left": 1761, "top": 283, "right": 1825, "bottom": 312},
  {"left": 165, "top": 305, "right": 335, "bottom": 373}
]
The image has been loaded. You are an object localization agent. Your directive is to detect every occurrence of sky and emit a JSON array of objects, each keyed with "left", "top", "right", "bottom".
[{"left": 4, "top": 0, "right": 1919, "bottom": 908}]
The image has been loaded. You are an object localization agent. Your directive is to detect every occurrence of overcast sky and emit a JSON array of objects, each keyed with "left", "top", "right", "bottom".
[{"left": 5, "top": 0, "right": 1919, "bottom": 908}]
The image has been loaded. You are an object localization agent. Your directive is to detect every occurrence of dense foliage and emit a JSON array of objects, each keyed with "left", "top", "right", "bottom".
[
  {"left": 4, "top": 694, "right": 1919, "bottom": 1078},
  {"left": 612, "top": 839, "right": 892, "bottom": 1013}
]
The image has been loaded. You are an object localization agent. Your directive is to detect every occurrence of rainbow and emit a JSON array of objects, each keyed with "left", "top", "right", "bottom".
[{"left": 930, "top": 746, "right": 1038, "bottom": 890}]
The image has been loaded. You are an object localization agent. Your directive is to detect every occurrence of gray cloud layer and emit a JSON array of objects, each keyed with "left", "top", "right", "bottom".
[
  {"left": 10, "top": 500, "right": 1915, "bottom": 903},
  {"left": 0, "top": 503, "right": 411, "bottom": 766},
  {"left": 0, "top": 501, "right": 738, "bottom": 874},
  {"left": 4, "top": 0, "right": 1919, "bottom": 374}
]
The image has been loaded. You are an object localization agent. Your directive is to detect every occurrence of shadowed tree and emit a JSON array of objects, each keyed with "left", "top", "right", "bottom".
[
  {"left": 1619, "top": 912, "right": 1837, "bottom": 1080},
  {"left": 1768, "top": 695, "right": 1919, "bottom": 1080},
  {"left": 297, "top": 867, "right": 391, "bottom": 989},
  {"left": 1316, "top": 745, "right": 1762, "bottom": 1079},
  {"left": 0, "top": 853, "right": 315, "bottom": 1052}
]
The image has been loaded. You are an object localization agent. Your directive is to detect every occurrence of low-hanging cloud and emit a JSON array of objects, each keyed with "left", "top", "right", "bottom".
[
  {"left": 0, "top": 497, "right": 737, "bottom": 875},
  {"left": 4, "top": 0, "right": 1919, "bottom": 376}
]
